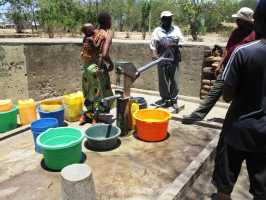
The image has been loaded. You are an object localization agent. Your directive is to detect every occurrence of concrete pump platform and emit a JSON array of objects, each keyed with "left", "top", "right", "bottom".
[{"left": 0, "top": 90, "right": 232, "bottom": 200}]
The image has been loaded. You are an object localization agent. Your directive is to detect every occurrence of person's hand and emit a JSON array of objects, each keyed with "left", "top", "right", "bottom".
[
  {"left": 96, "top": 68, "right": 104, "bottom": 76},
  {"left": 152, "top": 50, "right": 159, "bottom": 60},
  {"left": 108, "top": 63, "right": 114, "bottom": 72},
  {"left": 84, "top": 42, "right": 89, "bottom": 48},
  {"left": 152, "top": 55, "right": 159, "bottom": 60},
  {"left": 215, "top": 64, "right": 223, "bottom": 77}
]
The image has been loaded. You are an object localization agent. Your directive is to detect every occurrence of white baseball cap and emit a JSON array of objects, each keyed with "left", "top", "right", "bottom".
[
  {"left": 232, "top": 7, "right": 254, "bottom": 22},
  {"left": 160, "top": 11, "right": 173, "bottom": 18}
]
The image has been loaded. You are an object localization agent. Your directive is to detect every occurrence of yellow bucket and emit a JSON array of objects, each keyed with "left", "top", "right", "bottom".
[
  {"left": 0, "top": 99, "right": 13, "bottom": 112},
  {"left": 130, "top": 103, "right": 139, "bottom": 129},
  {"left": 18, "top": 99, "right": 37, "bottom": 125},
  {"left": 76, "top": 91, "right": 85, "bottom": 105},
  {"left": 63, "top": 92, "right": 84, "bottom": 122},
  {"left": 40, "top": 99, "right": 64, "bottom": 112}
]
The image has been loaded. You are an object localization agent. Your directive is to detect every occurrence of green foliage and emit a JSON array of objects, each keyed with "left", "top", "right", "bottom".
[
  {"left": 37, "top": 0, "right": 90, "bottom": 37},
  {"left": 1, "top": 0, "right": 258, "bottom": 39},
  {"left": 37, "top": 0, "right": 61, "bottom": 37},
  {"left": 2, "top": 0, "right": 33, "bottom": 33},
  {"left": 239, "top": 0, "right": 257, "bottom": 10},
  {"left": 141, "top": 0, "right": 151, "bottom": 39}
]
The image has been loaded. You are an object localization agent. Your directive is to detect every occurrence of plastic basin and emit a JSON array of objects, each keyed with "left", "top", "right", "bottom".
[
  {"left": 31, "top": 118, "right": 59, "bottom": 153},
  {"left": 133, "top": 109, "right": 171, "bottom": 142},
  {"left": 85, "top": 124, "right": 121, "bottom": 151},
  {"left": 0, "top": 106, "right": 18, "bottom": 133},
  {"left": 37, "top": 127, "right": 84, "bottom": 171},
  {"left": 38, "top": 106, "right": 65, "bottom": 127}
]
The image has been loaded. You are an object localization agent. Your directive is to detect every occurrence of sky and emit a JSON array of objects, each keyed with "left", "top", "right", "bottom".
[{"left": 0, "top": 3, "right": 10, "bottom": 23}]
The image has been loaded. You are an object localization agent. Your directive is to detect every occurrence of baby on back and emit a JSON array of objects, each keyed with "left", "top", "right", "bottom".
[{"left": 81, "top": 23, "right": 105, "bottom": 65}]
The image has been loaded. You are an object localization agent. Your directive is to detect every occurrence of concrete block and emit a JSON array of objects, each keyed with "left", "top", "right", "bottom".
[{"left": 61, "top": 164, "right": 96, "bottom": 200}]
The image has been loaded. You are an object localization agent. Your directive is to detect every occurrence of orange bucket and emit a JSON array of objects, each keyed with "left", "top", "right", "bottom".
[{"left": 133, "top": 108, "right": 171, "bottom": 142}]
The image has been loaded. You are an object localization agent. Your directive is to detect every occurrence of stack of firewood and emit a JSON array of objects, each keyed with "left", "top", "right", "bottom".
[{"left": 200, "top": 45, "right": 223, "bottom": 99}]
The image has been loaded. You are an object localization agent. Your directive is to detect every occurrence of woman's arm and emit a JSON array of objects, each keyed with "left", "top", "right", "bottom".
[{"left": 101, "top": 31, "right": 114, "bottom": 71}]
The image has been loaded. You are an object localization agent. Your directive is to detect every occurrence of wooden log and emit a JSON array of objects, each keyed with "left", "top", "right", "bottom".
[
  {"left": 202, "top": 79, "right": 211, "bottom": 85},
  {"left": 200, "top": 89, "right": 209, "bottom": 96},
  {"left": 202, "top": 85, "right": 211, "bottom": 90}
]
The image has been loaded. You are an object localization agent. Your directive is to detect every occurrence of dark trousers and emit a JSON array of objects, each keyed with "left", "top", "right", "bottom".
[
  {"left": 158, "top": 62, "right": 179, "bottom": 102},
  {"left": 213, "top": 141, "right": 266, "bottom": 200},
  {"left": 191, "top": 74, "right": 224, "bottom": 119}
]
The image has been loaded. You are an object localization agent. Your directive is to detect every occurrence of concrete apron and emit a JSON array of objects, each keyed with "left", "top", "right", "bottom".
[{"left": 0, "top": 91, "right": 224, "bottom": 200}]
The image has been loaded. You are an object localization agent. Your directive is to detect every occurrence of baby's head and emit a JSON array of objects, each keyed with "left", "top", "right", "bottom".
[{"left": 81, "top": 23, "right": 95, "bottom": 37}]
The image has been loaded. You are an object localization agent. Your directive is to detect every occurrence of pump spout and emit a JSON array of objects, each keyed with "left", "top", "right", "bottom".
[{"left": 101, "top": 94, "right": 122, "bottom": 107}]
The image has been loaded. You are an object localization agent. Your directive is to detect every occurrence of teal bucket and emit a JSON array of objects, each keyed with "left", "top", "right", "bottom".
[
  {"left": 37, "top": 127, "right": 84, "bottom": 171},
  {"left": 85, "top": 124, "right": 121, "bottom": 151},
  {"left": 0, "top": 106, "right": 18, "bottom": 133}
]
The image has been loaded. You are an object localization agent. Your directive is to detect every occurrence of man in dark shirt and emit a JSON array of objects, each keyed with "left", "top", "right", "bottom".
[
  {"left": 182, "top": 7, "right": 255, "bottom": 124},
  {"left": 213, "top": 1, "right": 266, "bottom": 199}
]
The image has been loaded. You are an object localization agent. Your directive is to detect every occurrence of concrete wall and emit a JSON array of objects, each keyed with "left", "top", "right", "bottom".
[
  {"left": 0, "top": 45, "right": 28, "bottom": 102},
  {"left": 0, "top": 40, "right": 209, "bottom": 102},
  {"left": 25, "top": 44, "right": 82, "bottom": 100}
]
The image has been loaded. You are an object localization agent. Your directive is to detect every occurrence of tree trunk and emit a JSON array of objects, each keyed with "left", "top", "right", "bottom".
[
  {"left": 47, "top": 26, "right": 54, "bottom": 38},
  {"left": 142, "top": 31, "right": 146, "bottom": 40},
  {"left": 96, "top": 0, "right": 99, "bottom": 17},
  {"left": 190, "top": 22, "right": 198, "bottom": 41},
  {"left": 15, "top": 22, "right": 23, "bottom": 33},
  {"left": 32, "top": 7, "right": 38, "bottom": 30}
]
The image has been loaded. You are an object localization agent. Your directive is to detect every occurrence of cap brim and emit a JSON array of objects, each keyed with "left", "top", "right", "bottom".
[
  {"left": 232, "top": 14, "right": 238, "bottom": 18},
  {"left": 232, "top": 14, "right": 253, "bottom": 22},
  {"left": 160, "top": 14, "right": 173, "bottom": 18}
]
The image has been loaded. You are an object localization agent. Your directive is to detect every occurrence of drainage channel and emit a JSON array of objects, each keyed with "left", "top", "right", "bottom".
[{"left": 158, "top": 134, "right": 219, "bottom": 200}]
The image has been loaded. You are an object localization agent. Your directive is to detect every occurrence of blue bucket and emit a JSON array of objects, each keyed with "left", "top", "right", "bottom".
[
  {"left": 31, "top": 118, "right": 59, "bottom": 153},
  {"left": 38, "top": 106, "right": 65, "bottom": 127},
  {"left": 131, "top": 97, "right": 147, "bottom": 109}
]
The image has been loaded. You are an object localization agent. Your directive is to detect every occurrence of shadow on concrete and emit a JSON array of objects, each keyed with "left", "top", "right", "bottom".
[
  {"left": 207, "top": 118, "right": 224, "bottom": 124},
  {"left": 84, "top": 139, "right": 121, "bottom": 152},
  {"left": 172, "top": 116, "right": 222, "bottom": 130},
  {"left": 0, "top": 126, "right": 30, "bottom": 141},
  {"left": 133, "top": 132, "right": 170, "bottom": 143},
  {"left": 40, "top": 152, "right": 87, "bottom": 172}
]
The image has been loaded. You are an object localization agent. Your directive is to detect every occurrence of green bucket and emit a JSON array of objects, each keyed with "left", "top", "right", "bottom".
[
  {"left": 37, "top": 127, "right": 84, "bottom": 171},
  {"left": 0, "top": 106, "right": 18, "bottom": 133}
]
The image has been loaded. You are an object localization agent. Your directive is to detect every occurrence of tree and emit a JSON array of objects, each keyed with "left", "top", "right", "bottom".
[
  {"left": 141, "top": 0, "right": 151, "bottom": 39},
  {"left": 239, "top": 0, "right": 257, "bottom": 10},
  {"left": 37, "top": 0, "right": 61, "bottom": 38},
  {"left": 2, "top": 0, "right": 33, "bottom": 33},
  {"left": 177, "top": 0, "right": 207, "bottom": 41},
  {"left": 37, "top": 0, "right": 86, "bottom": 37}
]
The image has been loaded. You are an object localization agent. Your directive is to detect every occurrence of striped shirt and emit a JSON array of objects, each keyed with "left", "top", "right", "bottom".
[{"left": 221, "top": 40, "right": 266, "bottom": 151}]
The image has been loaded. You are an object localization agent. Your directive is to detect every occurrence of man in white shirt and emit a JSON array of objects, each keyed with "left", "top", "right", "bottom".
[{"left": 150, "top": 11, "right": 184, "bottom": 110}]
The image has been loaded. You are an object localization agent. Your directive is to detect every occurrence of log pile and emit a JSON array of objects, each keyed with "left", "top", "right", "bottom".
[{"left": 200, "top": 45, "right": 223, "bottom": 99}]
